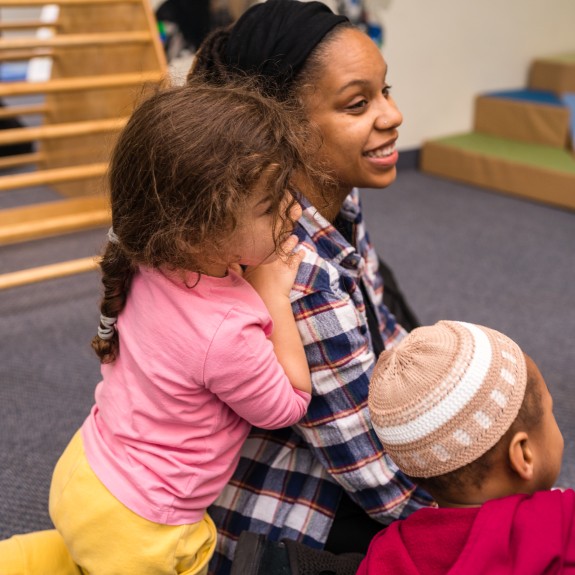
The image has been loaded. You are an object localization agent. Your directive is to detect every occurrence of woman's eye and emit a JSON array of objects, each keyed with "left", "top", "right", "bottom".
[
  {"left": 382, "top": 84, "right": 392, "bottom": 98},
  {"left": 346, "top": 99, "right": 368, "bottom": 111}
]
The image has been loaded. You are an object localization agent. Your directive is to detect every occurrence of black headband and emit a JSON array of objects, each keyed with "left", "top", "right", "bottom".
[{"left": 226, "top": 0, "right": 348, "bottom": 88}]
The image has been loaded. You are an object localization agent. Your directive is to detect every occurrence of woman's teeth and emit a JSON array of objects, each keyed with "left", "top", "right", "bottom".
[{"left": 365, "top": 143, "right": 395, "bottom": 158}]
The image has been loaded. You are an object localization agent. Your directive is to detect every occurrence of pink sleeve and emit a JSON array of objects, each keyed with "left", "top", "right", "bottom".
[{"left": 204, "top": 307, "right": 310, "bottom": 429}]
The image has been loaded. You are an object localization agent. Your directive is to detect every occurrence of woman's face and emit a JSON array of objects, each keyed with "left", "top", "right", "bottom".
[{"left": 302, "top": 28, "right": 403, "bottom": 196}]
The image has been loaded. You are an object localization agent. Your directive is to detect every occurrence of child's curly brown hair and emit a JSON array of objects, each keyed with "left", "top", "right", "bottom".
[{"left": 92, "top": 75, "right": 329, "bottom": 364}]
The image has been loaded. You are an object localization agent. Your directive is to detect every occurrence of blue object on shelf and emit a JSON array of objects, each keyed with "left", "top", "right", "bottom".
[{"left": 0, "top": 63, "right": 28, "bottom": 82}]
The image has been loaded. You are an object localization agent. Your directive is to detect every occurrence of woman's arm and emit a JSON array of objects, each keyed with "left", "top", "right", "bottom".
[{"left": 291, "top": 259, "right": 434, "bottom": 521}]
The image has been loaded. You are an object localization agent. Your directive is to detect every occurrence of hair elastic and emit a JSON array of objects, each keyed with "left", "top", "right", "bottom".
[
  {"left": 107, "top": 227, "right": 120, "bottom": 244},
  {"left": 98, "top": 315, "right": 117, "bottom": 340}
]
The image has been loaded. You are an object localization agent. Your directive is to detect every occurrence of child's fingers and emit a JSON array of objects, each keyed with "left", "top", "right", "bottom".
[
  {"left": 229, "top": 262, "right": 244, "bottom": 277},
  {"left": 287, "top": 247, "right": 305, "bottom": 269},
  {"left": 280, "top": 234, "right": 299, "bottom": 256},
  {"left": 278, "top": 235, "right": 305, "bottom": 269}
]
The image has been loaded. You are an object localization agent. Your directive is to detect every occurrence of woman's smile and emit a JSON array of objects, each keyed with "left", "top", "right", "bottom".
[{"left": 363, "top": 140, "right": 398, "bottom": 164}]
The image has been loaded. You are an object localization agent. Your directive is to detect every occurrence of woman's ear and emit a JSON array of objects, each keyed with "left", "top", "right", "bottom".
[{"left": 508, "top": 431, "right": 534, "bottom": 481}]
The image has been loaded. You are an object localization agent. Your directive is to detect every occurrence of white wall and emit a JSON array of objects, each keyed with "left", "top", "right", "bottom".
[
  {"left": 375, "top": 0, "right": 575, "bottom": 149},
  {"left": 5, "top": 1, "right": 575, "bottom": 150}
]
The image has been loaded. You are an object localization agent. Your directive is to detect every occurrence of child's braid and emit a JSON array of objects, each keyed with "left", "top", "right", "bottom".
[{"left": 91, "top": 241, "right": 135, "bottom": 364}]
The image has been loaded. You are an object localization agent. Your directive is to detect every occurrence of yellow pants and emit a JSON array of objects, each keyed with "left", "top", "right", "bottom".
[
  {"left": 0, "top": 530, "right": 81, "bottom": 575},
  {"left": 0, "top": 431, "right": 216, "bottom": 575}
]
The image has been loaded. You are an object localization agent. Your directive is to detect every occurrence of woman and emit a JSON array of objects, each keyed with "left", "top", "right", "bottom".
[{"left": 190, "top": 1, "right": 434, "bottom": 573}]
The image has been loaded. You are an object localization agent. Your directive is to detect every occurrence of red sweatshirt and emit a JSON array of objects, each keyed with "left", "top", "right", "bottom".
[{"left": 357, "top": 489, "right": 575, "bottom": 575}]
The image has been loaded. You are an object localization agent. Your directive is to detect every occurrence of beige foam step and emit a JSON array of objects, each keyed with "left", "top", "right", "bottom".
[
  {"left": 529, "top": 53, "right": 575, "bottom": 93},
  {"left": 474, "top": 94, "right": 569, "bottom": 148},
  {"left": 421, "top": 132, "right": 575, "bottom": 211}
]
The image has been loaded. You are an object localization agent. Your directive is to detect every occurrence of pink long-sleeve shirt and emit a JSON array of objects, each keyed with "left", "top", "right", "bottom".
[{"left": 82, "top": 267, "right": 310, "bottom": 525}]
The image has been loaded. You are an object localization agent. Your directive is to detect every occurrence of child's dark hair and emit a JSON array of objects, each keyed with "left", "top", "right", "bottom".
[
  {"left": 409, "top": 363, "right": 544, "bottom": 495},
  {"left": 92, "top": 76, "right": 326, "bottom": 364}
]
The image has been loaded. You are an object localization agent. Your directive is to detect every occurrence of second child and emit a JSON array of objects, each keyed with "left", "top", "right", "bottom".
[{"left": 361, "top": 320, "right": 571, "bottom": 575}]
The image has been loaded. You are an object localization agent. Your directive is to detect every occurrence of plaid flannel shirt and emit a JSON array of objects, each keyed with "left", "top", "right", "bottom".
[{"left": 208, "top": 190, "right": 434, "bottom": 575}]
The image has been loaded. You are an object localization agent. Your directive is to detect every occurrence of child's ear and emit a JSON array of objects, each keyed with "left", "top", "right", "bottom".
[{"left": 508, "top": 431, "right": 534, "bottom": 481}]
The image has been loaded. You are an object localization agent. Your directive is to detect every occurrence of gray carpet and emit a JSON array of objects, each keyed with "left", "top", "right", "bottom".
[
  {"left": 362, "top": 172, "right": 575, "bottom": 487},
  {"left": 1, "top": 169, "right": 574, "bottom": 539}
]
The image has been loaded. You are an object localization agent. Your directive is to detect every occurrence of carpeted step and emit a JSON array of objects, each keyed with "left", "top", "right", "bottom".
[
  {"left": 474, "top": 89, "right": 570, "bottom": 148},
  {"left": 420, "top": 132, "right": 575, "bottom": 211}
]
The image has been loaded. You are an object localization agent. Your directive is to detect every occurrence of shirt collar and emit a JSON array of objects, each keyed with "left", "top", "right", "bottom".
[{"left": 296, "top": 189, "right": 364, "bottom": 272}]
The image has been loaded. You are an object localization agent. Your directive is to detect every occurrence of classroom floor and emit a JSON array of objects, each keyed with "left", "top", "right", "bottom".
[{"left": 1, "top": 167, "right": 574, "bottom": 539}]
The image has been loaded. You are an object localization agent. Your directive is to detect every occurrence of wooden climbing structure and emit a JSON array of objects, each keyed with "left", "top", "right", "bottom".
[{"left": 0, "top": 0, "right": 167, "bottom": 288}]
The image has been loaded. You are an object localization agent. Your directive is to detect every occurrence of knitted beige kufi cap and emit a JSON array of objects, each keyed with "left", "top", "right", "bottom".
[{"left": 368, "top": 321, "right": 527, "bottom": 478}]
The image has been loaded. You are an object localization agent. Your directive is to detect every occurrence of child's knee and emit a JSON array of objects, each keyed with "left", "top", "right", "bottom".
[{"left": 0, "top": 530, "right": 81, "bottom": 575}]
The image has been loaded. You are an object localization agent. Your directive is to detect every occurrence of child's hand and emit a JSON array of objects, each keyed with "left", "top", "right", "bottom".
[
  {"left": 244, "top": 235, "right": 304, "bottom": 301},
  {"left": 228, "top": 262, "right": 244, "bottom": 277}
]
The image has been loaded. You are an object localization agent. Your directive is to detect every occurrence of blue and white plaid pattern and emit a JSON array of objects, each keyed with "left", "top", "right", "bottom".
[{"left": 208, "top": 190, "right": 434, "bottom": 575}]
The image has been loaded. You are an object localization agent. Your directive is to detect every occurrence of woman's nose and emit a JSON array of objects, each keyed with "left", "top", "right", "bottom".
[{"left": 375, "top": 99, "right": 403, "bottom": 130}]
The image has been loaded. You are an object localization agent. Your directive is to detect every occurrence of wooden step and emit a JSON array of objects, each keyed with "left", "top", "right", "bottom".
[
  {"left": 0, "top": 117, "right": 127, "bottom": 145},
  {"left": 0, "top": 31, "right": 152, "bottom": 51},
  {"left": 0, "top": 103, "right": 48, "bottom": 120},
  {"left": 0, "top": 71, "right": 165, "bottom": 98},
  {"left": 0, "top": 152, "right": 44, "bottom": 170},
  {"left": 0, "top": 48, "right": 53, "bottom": 62},
  {"left": 0, "top": 256, "right": 99, "bottom": 291},
  {"left": 0, "top": 195, "right": 110, "bottom": 245},
  {"left": 0, "top": 20, "right": 58, "bottom": 31},
  {"left": 0, "top": 162, "right": 108, "bottom": 191}
]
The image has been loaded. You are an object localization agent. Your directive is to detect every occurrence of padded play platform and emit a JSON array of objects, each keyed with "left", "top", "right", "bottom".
[
  {"left": 421, "top": 53, "right": 575, "bottom": 210},
  {"left": 529, "top": 53, "right": 575, "bottom": 93},
  {"left": 474, "top": 90, "right": 570, "bottom": 147},
  {"left": 421, "top": 133, "right": 575, "bottom": 210}
]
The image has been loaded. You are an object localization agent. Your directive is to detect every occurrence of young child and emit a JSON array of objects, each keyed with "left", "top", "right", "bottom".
[
  {"left": 360, "top": 320, "right": 572, "bottom": 575},
  {"left": 0, "top": 78, "right": 318, "bottom": 575}
]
